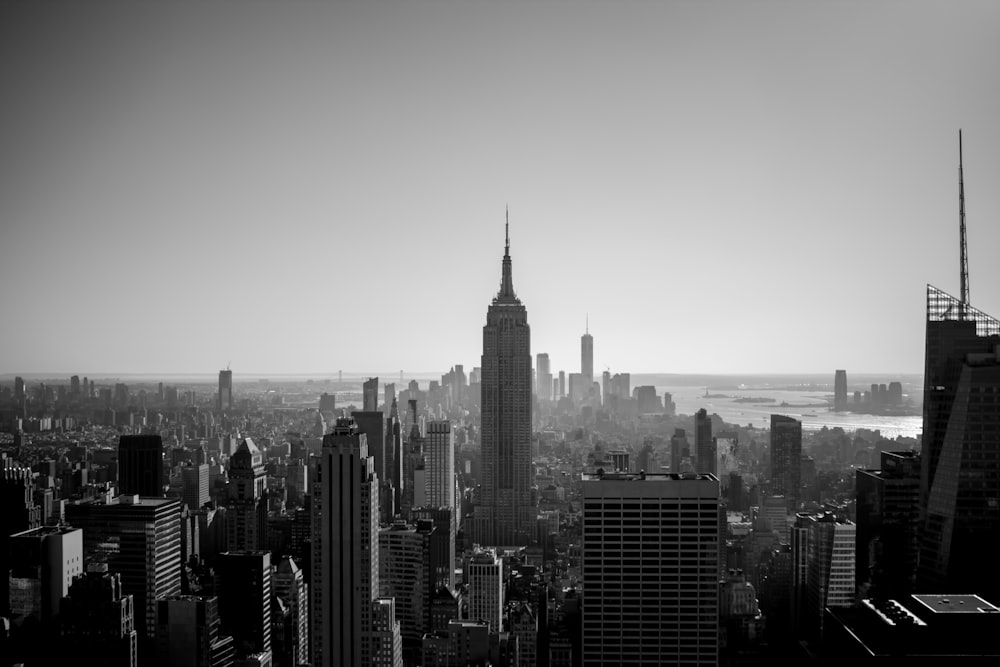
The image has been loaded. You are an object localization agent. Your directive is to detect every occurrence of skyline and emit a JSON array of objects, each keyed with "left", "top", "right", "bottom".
[{"left": 3, "top": 1, "right": 1000, "bottom": 376}]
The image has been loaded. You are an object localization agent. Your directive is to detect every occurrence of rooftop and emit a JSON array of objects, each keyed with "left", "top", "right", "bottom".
[
  {"left": 912, "top": 594, "right": 1000, "bottom": 615},
  {"left": 582, "top": 471, "right": 719, "bottom": 482}
]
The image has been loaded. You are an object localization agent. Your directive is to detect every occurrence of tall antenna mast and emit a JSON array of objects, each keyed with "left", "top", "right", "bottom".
[{"left": 959, "top": 129, "right": 969, "bottom": 316}]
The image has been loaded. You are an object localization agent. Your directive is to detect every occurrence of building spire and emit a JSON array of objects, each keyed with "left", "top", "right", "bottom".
[
  {"left": 959, "top": 129, "right": 969, "bottom": 316},
  {"left": 498, "top": 208, "right": 515, "bottom": 300}
]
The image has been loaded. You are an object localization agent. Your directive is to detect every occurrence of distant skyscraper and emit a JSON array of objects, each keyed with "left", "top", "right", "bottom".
[
  {"left": 215, "top": 551, "right": 272, "bottom": 660},
  {"left": 364, "top": 376, "right": 379, "bottom": 412},
  {"left": 581, "top": 322, "right": 593, "bottom": 384},
  {"left": 558, "top": 370, "right": 565, "bottom": 398},
  {"left": 919, "top": 285, "right": 1000, "bottom": 598},
  {"left": 536, "top": 353, "right": 552, "bottom": 401},
  {"left": 60, "top": 566, "right": 139, "bottom": 667},
  {"left": 670, "top": 428, "right": 688, "bottom": 474},
  {"left": 65, "top": 496, "right": 182, "bottom": 648},
  {"left": 474, "top": 221, "right": 534, "bottom": 547},
  {"left": 770, "top": 415, "right": 802, "bottom": 511},
  {"left": 311, "top": 417, "right": 379, "bottom": 667},
  {"left": 856, "top": 450, "right": 920, "bottom": 598},
  {"left": 118, "top": 434, "right": 163, "bottom": 497},
  {"left": 834, "top": 370, "right": 848, "bottom": 411},
  {"left": 226, "top": 438, "right": 268, "bottom": 552},
  {"left": 694, "top": 408, "right": 716, "bottom": 475},
  {"left": 218, "top": 369, "right": 233, "bottom": 412},
  {"left": 582, "top": 471, "right": 720, "bottom": 666},
  {"left": 354, "top": 409, "right": 388, "bottom": 517}
]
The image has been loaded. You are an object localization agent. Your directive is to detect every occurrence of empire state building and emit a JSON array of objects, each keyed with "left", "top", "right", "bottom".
[{"left": 474, "top": 219, "right": 534, "bottom": 546}]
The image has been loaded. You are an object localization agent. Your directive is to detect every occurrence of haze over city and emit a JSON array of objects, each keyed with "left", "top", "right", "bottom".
[{"left": 3, "top": 1, "right": 1000, "bottom": 376}]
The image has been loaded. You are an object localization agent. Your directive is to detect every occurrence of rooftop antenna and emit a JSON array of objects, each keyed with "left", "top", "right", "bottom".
[
  {"left": 505, "top": 205, "right": 509, "bottom": 255},
  {"left": 586, "top": 314, "right": 589, "bottom": 335},
  {"left": 959, "top": 129, "right": 969, "bottom": 318}
]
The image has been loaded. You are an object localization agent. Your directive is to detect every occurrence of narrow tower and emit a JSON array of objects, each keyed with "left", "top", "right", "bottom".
[{"left": 474, "top": 213, "right": 534, "bottom": 546}]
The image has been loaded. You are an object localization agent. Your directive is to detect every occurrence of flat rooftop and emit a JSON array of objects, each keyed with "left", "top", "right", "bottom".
[
  {"left": 582, "top": 472, "right": 718, "bottom": 482},
  {"left": 912, "top": 594, "right": 1000, "bottom": 615}
]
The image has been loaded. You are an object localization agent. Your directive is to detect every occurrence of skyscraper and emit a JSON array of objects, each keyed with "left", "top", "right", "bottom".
[
  {"left": 218, "top": 369, "right": 233, "bottom": 412},
  {"left": 855, "top": 450, "right": 920, "bottom": 598},
  {"left": 467, "top": 548, "right": 504, "bottom": 633},
  {"left": 581, "top": 322, "right": 593, "bottom": 384},
  {"left": 65, "top": 496, "right": 182, "bottom": 648},
  {"left": 215, "top": 551, "right": 272, "bottom": 660},
  {"left": 919, "top": 285, "right": 1000, "bottom": 598},
  {"left": 181, "top": 463, "right": 210, "bottom": 511},
  {"left": 801, "top": 511, "right": 856, "bottom": 639},
  {"left": 156, "top": 594, "right": 236, "bottom": 667},
  {"left": 833, "top": 370, "right": 848, "bottom": 411},
  {"left": 226, "top": 438, "right": 268, "bottom": 552},
  {"left": 769, "top": 415, "right": 802, "bottom": 511},
  {"left": 60, "top": 566, "right": 139, "bottom": 667},
  {"left": 118, "top": 434, "right": 163, "bottom": 497},
  {"left": 8, "top": 525, "right": 83, "bottom": 625},
  {"left": 364, "top": 376, "right": 379, "bottom": 412},
  {"left": 424, "top": 420, "right": 455, "bottom": 516},
  {"left": 694, "top": 408, "right": 716, "bottom": 476},
  {"left": 273, "top": 556, "right": 309, "bottom": 667},
  {"left": 536, "top": 353, "right": 551, "bottom": 402},
  {"left": 475, "top": 220, "right": 534, "bottom": 547},
  {"left": 311, "top": 417, "right": 379, "bottom": 667},
  {"left": 581, "top": 471, "right": 720, "bottom": 666}
]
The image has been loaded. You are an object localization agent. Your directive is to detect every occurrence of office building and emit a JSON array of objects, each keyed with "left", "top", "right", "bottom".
[
  {"left": 793, "top": 511, "right": 855, "bottom": 639},
  {"left": 65, "top": 496, "right": 181, "bottom": 647},
  {"left": 226, "top": 438, "right": 268, "bottom": 552},
  {"left": 558, "top": 371, "right": 565, "bottom": 398},
  {"left": 182, "top": 463, "right": 210, "bottom": 511},
  {"left": 273, "top": 556, "right": 308, "bottom": 667},
  {"left": 353, "top": 409, "right": 389, "bottom": 521},
  {"left": 581, "top": 471, "right": 720, "bottom": 666},
  {"left": 694, "top": 408, "right": 716, "bottom": 476},
  {"left": 581, "top": 324, "right": 593, "bottom": 384},
  {"left": 467, "top": 548, "right": 504, "bottom": 633},
  {"left": 371, "top": 597, "right": 404, "bottom": 667},
  {"left": 919, "top": 286, "right": 1000, "bottom": 599},
  {"left": 219, "top": 369, "right": 233, "bottom": 412},
  {"left": 424, "top": 420, "right": 455, "bottom": 516},
  {"left": 215, "top": 551, "right": 272, "bottom": 660},
  {"left": 670, "top": 428, "right": 688, "bottom": 474},
  {"left": 834, "top": 370, "right": 848, "bottom": 411},
  {"left": 856, "top": 451, "right": 921, "bottom": 598},
  {"left": 770, "top": 415, "right": 802, "bottom": 511},
  {"left": 0, "top": 465, "right": 42, "bottom": 615},
  {"left": 311, "top": 417, "right": 379, "bottom": 667},
  {"left": 474, "top": 222, "right": 534, "bottom": 547},
  {"left": 379, "top": 521, "right": 434, "bottom": 660},
  {"left": 59, "top": 566, "right": 138, "bottom": 667},
  {"left": 156, "top": 595, "right": 236, "bottom": 667},
  {"left": 118, "top": 434, "right": 163, "bottom": 497},
  {"left": 8, "top": 525, "right": 83, "bottom": 625},
  {"left": 364, "top": 376, "right": 379, "bottom": 412}
]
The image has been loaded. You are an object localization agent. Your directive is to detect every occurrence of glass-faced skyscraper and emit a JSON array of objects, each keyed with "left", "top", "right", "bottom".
[
  {"left": 918, "top": 285, "right": 1000, "bottom": 598},
  {"left": 474, "top": 222, "right": 533, "bottom": 547}
]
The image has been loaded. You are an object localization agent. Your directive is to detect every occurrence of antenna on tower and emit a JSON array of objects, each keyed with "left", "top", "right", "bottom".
[
  {"left": 505, "top": 205, "right": 509, "bottom": 254},
  {"left": 959, "top": 129, "right": 969, "bottom": 318}
]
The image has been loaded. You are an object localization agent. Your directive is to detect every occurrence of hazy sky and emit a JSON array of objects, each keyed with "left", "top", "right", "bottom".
[{"left": 2, "top": 1, "right": 999, "bottom": 377}]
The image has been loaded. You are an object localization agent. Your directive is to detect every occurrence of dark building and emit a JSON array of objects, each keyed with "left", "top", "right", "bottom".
[
  {"left": 363, "top": 376, "right": 379, "bottom": 412},
  {"left": 64, "top": 496, "right": 181, "bottom": 648},
  {"left": 156, "top": 595, "right": 235, "bottom": 667},
  {"left": 225, "top": 438, "right": 268, "bottom": 552},
  {"left": 694, "top": 408, "right": 716, "bottom": 476},
  {"left": 118, "top": 434, "right": 164, "bottom": 497},
  {"left": 919, "top": 286, "right": 1000, "bottom": 601},
  {"left": 856, "top": 451, "right": 921, "bottom": 598},
  {"left": 218, "top": 369, "right": 233, "bottom": 412},
  {"left": 473, "top": 221, "right": 534, "bottom": 547},
  {"left": 0, "top": 465, "right": 42, "bottom": 616},
  {"left": 59, "top": 566, "right": 138, "bottom": 667},
  {"left": 215, "top": 551, "right": 272, "bottom": 660},
  {"left": 670, "top": 428, "right": 688, "bottom": 474},
  {"left": 353, "top": 409, "right": 388, "bottom": 521},
  {"left": 824, "top": 594, "right": 1000, "bottom": 664},
  {"left": 770, "top": 415, "right": 802, "bottom": 511}
]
